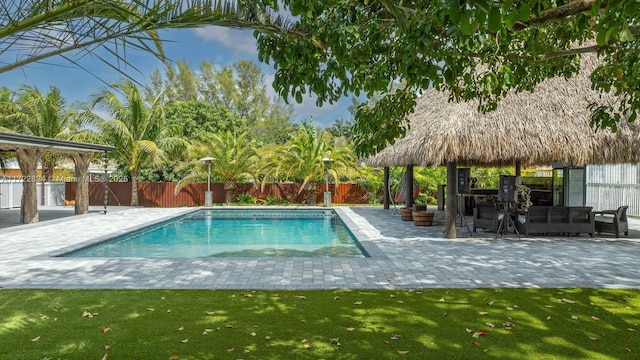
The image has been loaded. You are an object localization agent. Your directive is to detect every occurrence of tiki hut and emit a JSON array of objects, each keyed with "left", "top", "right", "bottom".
[{"left": 367, "top": 54, "right": 640, "bottom": 238}]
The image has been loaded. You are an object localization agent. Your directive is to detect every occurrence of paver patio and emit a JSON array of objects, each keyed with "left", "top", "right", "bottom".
[{"left": 0, "top": 206, "right": 639, "bottom": 289}]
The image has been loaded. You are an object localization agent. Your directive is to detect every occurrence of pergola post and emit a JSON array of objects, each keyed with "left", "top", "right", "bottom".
[
  {"left": 383, "top": 166, "right": 390, "bottom": 209},
  {"left": 16, "top": 148, "right": 44, "bottom": 224},
  {"left": 404, "top": 165, "right": 414, "bottom": 208},
  {"left": 445, "top": 161, "right": 457, "bottom": 239},
  {"left": 72, "top": 152, "right": 92, "bottom": 215}
]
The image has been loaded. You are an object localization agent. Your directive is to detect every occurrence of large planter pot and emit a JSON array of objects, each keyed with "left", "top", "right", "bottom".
[
  {"left": 413, "top": 211, "right": 435, "bottom": 226},
  {"left": 400, "top": 207, "right": 413, "bottom": 221}
]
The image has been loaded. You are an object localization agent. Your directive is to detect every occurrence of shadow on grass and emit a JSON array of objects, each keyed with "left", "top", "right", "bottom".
[{"left": 0, "top": 288, "right": 638, "bottom": 359}]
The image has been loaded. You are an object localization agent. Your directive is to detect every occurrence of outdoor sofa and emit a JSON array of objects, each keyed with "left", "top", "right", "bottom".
[{"left": 514, "top": 206, "right": 595, "bottom": 236}]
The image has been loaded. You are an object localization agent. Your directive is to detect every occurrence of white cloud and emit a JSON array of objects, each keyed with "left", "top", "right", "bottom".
[{"left": 194, "top": 26, "right": 258, "bottom": 55}]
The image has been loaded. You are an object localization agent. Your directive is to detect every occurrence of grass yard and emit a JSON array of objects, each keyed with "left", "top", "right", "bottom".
[{"left": 0, "top": 288, "right": 638, "bottom": 359}]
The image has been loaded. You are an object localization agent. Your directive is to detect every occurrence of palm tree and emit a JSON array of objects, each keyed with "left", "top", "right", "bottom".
[
  {"left": 7, "top": 85, "right": 93, "bottom": 181},
  {"left": 93, "top": 80, "right": 187, "bottom": 206},
  {"left": 262, "top": 121, "right": 358, "bottom": 205},
  {"left": 176, "top": 131, "right": 258, "bottom": 204}
]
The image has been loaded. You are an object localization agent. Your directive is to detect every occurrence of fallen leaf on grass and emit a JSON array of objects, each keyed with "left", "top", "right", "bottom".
[
  {"left": 101, "top": 354, "right": 108, "bottom": 360},
  {"left": 485, "top": 322, "right": 495, "bottom": 328},
  {"left": 333, "top": 296, "right": 340, "bottom": 300},
  {"left": 478, "top": 311, "right": 488, "bottom": 316},
  {"left": 226, "top": 348, "right": 235, "bottom": 353},
  {"left": 588, "top": 336, "right": 598, "bottom": 341},
  {"left": 547, "top": 316, "right": 552, "bottom": 320},
  {"left": 146, "top": 308, "right": 154, "bottom": 312},
  {"left": 181, "top": 339, "right": 188, "bottom": 343},
  {"left": 177, "top": 326, "right": 184, "bottom": 331},
  {"left": 346, "top": 327, "right": 355, "bottom": 332},
  {"left": 103, "top": 327, "right": 110, "bottom": 333},
  {"left": 628, "top": 328, "right": 637, "bottom": 332},
  {"left": 225, "top": 324, "right": 233, "bottom": 328},
  {"left": 244, "top": 293, "right": 253, "bottom": 297},
  {"left": 391, "top": 334, "right": 402, "bottom": 340},
  {"left": 571, "top": 315, "right": 578, "bottom": 320},
  {"left": 244, "top": 349, "right": 251, "bottom": 353},
  {"left": 545, "top": 305, "right": 554, "bottom": 308},
  {"left": 472, "top": 330, "right": 489, "bottom": 338},
  {"left": 206, "top": 311, "right": 215, "bottom": 315},
  {"left": 104, "top": 345, "right": 111, "bottom": 350},
  {"left": 591, "top": 316, "right": 600, "bottom": 321},
  {"left": 265, "top": 336, "right": 272, "bottom": 340},
  {"left": 465, "top": 328, "right": 473, "bottom": 333},
  {"left": 294, "top": 295, "right": 306, "bottom": 300},
  {"left": 169, "top": 355, "right": 179, "bottom": 360},
  {"left": 31, "top": 336, "right": 40, "bottom": 342},
  {"left": 397, "top": 350, "right": 409, "bottom": 355},
  {"left": 203, "top": 329, "right": 214, "bottom": 335},
  {"left": 506, "top": 307, "right": 514, "bottom": 311},
  {"left": 439, "top": 298, "right": 445, "bottom": 302},
  {"left": 354, "top": 301, "right": 362, "bottom": 305},
  {"left": 384, "top": 340, "right": 391, "bottom": 344},
  {"left": 472, "top": 341, "right": 481, "bottom": 347},
  {"left": 250, "top": 332, "right": 257, "bottom": 336},
  {"left": 303, "top": 343, "right": 311, "bottom": 349},
  {"left": 82, "top": 311, "right": 95, "bottom": 318},
  {"left": 397, "top": 300, "right": 404, "bottom": 304}
]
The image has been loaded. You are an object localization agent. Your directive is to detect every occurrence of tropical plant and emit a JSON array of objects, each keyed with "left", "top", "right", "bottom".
[
  {"left": 5, "top": 85, "right": 96, "bottom": 181},
  {"left": 93, "top": 80, "right": 187, "bottom": 206},
  {"left": 175, "top": 131, "right": 259, "bottom": 204},
  {"left": 262, "top": 121, "right": 359, "bottom": 205},
  {"left": 0, "top": 0, "right": 301, "bottom": 78}
]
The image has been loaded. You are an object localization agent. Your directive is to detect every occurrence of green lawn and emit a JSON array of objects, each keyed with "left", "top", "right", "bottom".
[{"left": 0, "top": 288, "right": 638, "bottom": 359}]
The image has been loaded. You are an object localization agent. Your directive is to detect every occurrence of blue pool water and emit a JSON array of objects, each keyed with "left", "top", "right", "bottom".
[{"left": 63, "top": 209, "right": 366, "bottom": 258}]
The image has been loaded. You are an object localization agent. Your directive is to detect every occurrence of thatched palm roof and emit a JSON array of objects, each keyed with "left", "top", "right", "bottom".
[{"left": 367, "top": 55, "right": 640, "bottom": 168}]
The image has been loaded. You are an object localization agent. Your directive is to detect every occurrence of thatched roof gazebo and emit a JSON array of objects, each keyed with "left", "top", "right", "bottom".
[{"left": 367, "top": 55, "right": 640, "bottom": 239}]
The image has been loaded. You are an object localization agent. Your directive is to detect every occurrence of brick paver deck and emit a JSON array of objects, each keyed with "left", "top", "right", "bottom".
[{"left": 0, "top": 206, "right": 638, "bottom": 289}]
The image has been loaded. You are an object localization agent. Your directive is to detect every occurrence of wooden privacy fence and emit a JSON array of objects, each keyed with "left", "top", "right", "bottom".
[{"left": 65, "top": 182, "right": 368, "bottom": 207}]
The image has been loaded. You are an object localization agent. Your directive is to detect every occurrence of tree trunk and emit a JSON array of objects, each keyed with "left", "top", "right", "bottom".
[
  {"left": 304, "top": 181, "right": 316, "bottom": 206},
  {"left": 72, "top": 152, "right": 92, "bottom": 215},
  {"left": 131, "top": 173, "right": 139, "bottom": 206},
  {"left": 224, "top": 179, "right": 236, "bottom": 204},
  {"left": 16, "top": 148, "right": 44, "bottom": 224},
  {"left": 445, "top": 161, "right": 457, "bottom": 239}
]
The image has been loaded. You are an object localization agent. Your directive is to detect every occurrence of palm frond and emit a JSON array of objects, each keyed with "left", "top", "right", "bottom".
[{"left": 0, "top": 0, "right": 308, "bottom": 80}]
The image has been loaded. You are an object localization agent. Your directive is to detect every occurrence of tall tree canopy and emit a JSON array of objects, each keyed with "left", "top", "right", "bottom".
[
  {"left": 254, "top": 0, "right": 640, "bottom": 156},
  {"left": 148, "top": 59, "right": 294, "bottom": 144}
]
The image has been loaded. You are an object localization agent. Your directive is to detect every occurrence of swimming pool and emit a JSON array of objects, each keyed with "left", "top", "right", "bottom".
[{"left": 62, "top": 209, "right": 367, "bottom": 258}]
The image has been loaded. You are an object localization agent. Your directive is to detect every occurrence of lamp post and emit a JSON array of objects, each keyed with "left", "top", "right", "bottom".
[
  {"left": 322, "top": 157, "right": 332, "bottom": 207},
  {"left": 200, "top": 156, "right": 215, "bottom": 206}
]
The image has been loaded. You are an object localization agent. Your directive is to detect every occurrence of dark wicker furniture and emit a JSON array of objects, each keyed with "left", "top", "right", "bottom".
[
  {"left": 594, "top": 206, "right": 629, "bottom": 237},
  {"left": 514, "top": 206, "right": 595, "bottom": 236}
]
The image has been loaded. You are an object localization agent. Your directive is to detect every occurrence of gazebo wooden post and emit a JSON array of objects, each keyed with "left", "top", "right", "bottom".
[
  {"left": 16, "top": 148, "right": 45, "bottom": 224},
  {"left": 445, "top": 161, "right": 457, "bottom": 239},
  {"left": 405, "top": 165, "right": 414, "bottom": 208},
  {"left": 72, "top": 152, "right": 92, "bottom": 215},
  {"left": 515, "top": 160, "right": 522, "bottom": 176},
  {"left": 383, "top": 166, "right": 390, "bottom": 209}
]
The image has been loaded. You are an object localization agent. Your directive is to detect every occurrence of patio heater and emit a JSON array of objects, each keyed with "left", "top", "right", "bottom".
[
  {"left": 200, "top": 156, "right": 215, "bottom": 206},
  {"left": 322, "top": 157, "right": 332, "bottom": 207}
]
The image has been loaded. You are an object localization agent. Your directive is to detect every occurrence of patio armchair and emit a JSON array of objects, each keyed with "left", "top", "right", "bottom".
[
  {"left": 473, "top": 202, "right": 500, "bottom": 233},
  {"left": 594, "top": 206, "right": 629, "bottom": 238}
]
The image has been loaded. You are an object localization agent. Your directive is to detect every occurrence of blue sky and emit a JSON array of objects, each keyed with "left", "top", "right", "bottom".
[{"left": 2, "top": 26, "right": 355, "bottom": 128}]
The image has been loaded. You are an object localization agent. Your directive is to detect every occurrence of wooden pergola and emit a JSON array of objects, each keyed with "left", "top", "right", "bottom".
[{"left": 0, "top": 131, "right": 114, "bottom": 224}]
